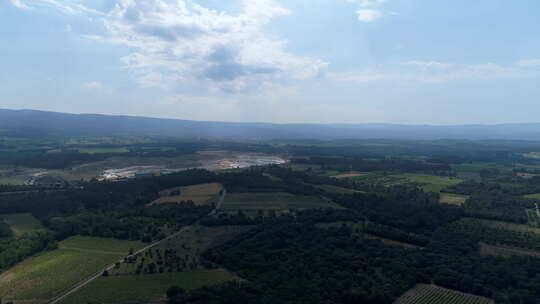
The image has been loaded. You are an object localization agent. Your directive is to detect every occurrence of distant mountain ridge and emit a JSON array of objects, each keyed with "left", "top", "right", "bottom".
[{"left": 1, "top": 109, "right": 540, "bottom": 140}]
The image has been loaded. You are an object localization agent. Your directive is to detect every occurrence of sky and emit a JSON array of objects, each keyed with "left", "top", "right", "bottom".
[{"left": 1, "top": 0, "right": 540, "bottom": 125}]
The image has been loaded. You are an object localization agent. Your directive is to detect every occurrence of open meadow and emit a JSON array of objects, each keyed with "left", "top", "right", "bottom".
[
  {"left": 310, "top": 183, "right": 364, "bottom": 194},
  {"left": 151, "top": 182, "right": 223, "bottom": 205},
  {"left": 347, "top": 172, "right": 468, "bottom": 204},
  {"left": 61, "top": 269, "right": 236, "bottom": 304},
  {"left": 222, "top": 192, "right": 341, "bottom": 211},
  {"left": 1, "top": 213, "right": 44, "bottom": 236},
  {"left": 0, "top": 236, "right": 144, "bottom": 302}
]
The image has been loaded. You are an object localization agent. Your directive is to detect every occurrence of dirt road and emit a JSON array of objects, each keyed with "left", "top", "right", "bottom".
[{"left": 48, "top": 189, "right": 227, "bottom": 304}]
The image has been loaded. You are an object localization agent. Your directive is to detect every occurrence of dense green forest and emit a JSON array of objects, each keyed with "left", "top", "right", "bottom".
[{"left": 1, "top": 138, "right": 540, "bottom": 303}]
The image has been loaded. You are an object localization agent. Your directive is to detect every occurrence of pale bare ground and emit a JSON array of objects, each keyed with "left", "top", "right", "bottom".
[
  {"left": 0, "top": 272, "right": 15, "bottom": 283},
  {"left": 439, "top": 194, "right": 467, "bottom": 205},
  {"left": 151, "top": 183, "right": 223, "bottom": 206},
  {"left": 332, "top": 172, "right": 365, "bottom": 179},
  {"left": 480, "top": 242, "right": 540, "bottom": 258}
]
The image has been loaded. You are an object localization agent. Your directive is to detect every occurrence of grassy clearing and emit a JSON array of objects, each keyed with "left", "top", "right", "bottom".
[
  {"left": 152, "top": 183, "right": 223, "bottom": 205},
  {"left": 396, "top": 174, "right": 463, "bottom": 193},
  {"left": 451, "top": 162, "right": 512, "bottom": 180},
  {"left": 311, "top": 184, "right": 364, "bottom": 194},
  {"left": 223, "top": 192, "right": 340, "bottom": 211},
  {"left": 1, "top": 213, "right": 44, "bottom": 236},
  {"left": 61, "top": 269, "right": 237, "bottom": 304},
  {"left": 331, "top": 172, "right": 366, "bottom": 179},
  {"left": 395, "top": 284, "right": 494, "bottom": 304},
  {"left": 480, "top": 242, "right": 540, "bottom": 258},
  {"left": 0, "top": 236, "right": 144, "bottom": 302},
  {"left": 439, "top": 193, "right": 469, "bottom": 205},
  {"left": 469, "top": 218, "right": 540, "bottom": 235},
  {"left": 524, "top": 193, "right": 540, "bottom": 199}
]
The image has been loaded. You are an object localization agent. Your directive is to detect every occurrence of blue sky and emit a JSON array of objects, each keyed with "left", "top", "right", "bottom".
[{"left": 1, "top": 0, "right": 540, "bottom": 124}]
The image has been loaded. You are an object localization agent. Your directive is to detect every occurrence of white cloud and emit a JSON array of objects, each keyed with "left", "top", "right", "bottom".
[
  {"left": 404, "top": 61, "right": 452, "bottom": 69},
  {"left": 333, "top": 61, "right": 540, "bottom": 84},
  {"left": 10, "top": 0, "right": 104, "bottom": 15},
  {"left": 9, "top": 0, "right": 31, "bottom": 9},
  {"left": 347, "top": 0, "right": 386, "bottom": 8},
  {"left": 81, "top": 81, "right": 105, "bottom": 92},
  {"left": 356, "top": 9, "right": 382, "bottom": 22},
  {"left": 11, "top": 0, "right": 327, "bottom": 92},
  {"left": 87, "top": 0, "right": 327, "bottom": 92},
  {"left": 517, "top": 59, "right": 540, "bottom": 67}
]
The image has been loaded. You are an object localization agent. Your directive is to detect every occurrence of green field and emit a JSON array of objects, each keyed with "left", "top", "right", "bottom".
[
  {"left": 152, "top": 183, "right": 223, "bottom": 206},
  {"left": 223, "top": 192, "right": 341, "bottom": 211},
  {"left": 395, "top": 284, "right": 494, "bottom": 304},
  {"left": 349, "top": 173, "right": 464, "bottom": 201},
  {"left": 524, "top": 193, "right": 540, "bottom": 199},
  {"left": 0, "top": 236, "right": 144, "bottom": 301},
  {"left": 451, "top": 162, "right": 512, "bottom": 180},
  {"left": 470, "top": 218, "right": 540, "bottom": 235},
  {"left": 0, "top": 213, "right": 44, "bottom": 236},
  {"left": 61, "top": 269, "right": 237, "bottom": 304},
  {"left": 397, "top": 173, "right": 463, "bottom": 193},
  {"left": 439, "top": 193, "right": 469, "bottom": 205},
  {"left": 311, "top": 184, "right": 364, "bottom": 194}
]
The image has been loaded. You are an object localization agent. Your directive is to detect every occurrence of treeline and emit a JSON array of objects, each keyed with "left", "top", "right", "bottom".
[
  {"left": 0, "top": 151, "right": 106, "bottom": 169},
  {"left": 294, "top": 156, "right": 452, "bottom": 174},
  {"left": 446, "top": 179, "right": 540, "bottom": 196},
  {"left": 0, "top": 231, "right": 55, "bottom": 270},
  {"left": 0, "top": 169, "right": 217, "bottom": 244}
]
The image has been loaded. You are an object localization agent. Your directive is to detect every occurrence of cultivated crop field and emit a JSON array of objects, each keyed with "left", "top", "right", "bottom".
[
  {"left": 222, "top": 192, "right": 340, "bottom": 211},
  {"left": 397, "top": 173, "right": 463, "bottom": 193},
  {"left": 439, "top": 193, "right": 468, "bottom": 205},
  {"left": 61, "top": 269, "right": 237, "bottom": 304},
  {"left": 111, "top": 225, "right": 251, "bottom": 275},
  {"left": 0, "top": 236, "right": 144, "bottom": 302},
  {"left": 480, "top": 242, "right": 540, "bottom": 258},
  {"left": 524, "top": 193, "right": 540, "bottom": 199},
  {"left": 394, "top": 284, "right": 494, "bottom": 304},
  {"left": 1, "top": 213, "right": 44, "bottom": 236},
  {"left": 152, "top": 182, "right": 223, "bottom": 205},
  {"left": 331, "top": 172, "right": 365, "bottom": 179},
  {"left": 471, "top": 218, "right": 540, "bottom": 235},
  {"left": 311, "top": 183, "right": 364, "bottom": 194}
]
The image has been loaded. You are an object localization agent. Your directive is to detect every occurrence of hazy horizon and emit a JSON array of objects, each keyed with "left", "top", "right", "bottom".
[{"left": 2, "top": 0, "right": 540, "bottom": 124}]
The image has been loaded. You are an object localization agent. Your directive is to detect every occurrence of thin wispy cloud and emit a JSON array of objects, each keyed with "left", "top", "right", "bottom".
[
  {"left": 345, "top": 0, "right": 390, "bottom": 23},
  {"left": 517, "top": 59, "right": 540, "bottom": 67},
  {"left": 11, "top": 0, "right": 103, "bottom": 15},
  {"left": 356, "top": 9, "right": 382, "bottom": 22},
  {"left": 334, "top": 61, "right": 540, "bottom": 84}
]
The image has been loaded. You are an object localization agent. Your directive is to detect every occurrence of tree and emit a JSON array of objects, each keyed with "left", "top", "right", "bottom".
[{"left": 167, "top": 285, "right": 185, "bottom": 299}]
